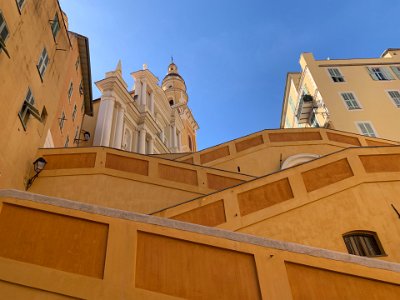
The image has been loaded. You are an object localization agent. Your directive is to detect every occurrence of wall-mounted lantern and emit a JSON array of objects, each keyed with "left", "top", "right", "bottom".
[{"left": 26, "top": 157, "right": 47, "bottom": 190}]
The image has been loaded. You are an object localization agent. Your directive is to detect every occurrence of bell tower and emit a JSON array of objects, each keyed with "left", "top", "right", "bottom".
[
  {"left": 162, "top": 60, "right": 188, "bottom": 107},
  {"left": 161, "top": 60, "right": 198, "bottom": 152}
]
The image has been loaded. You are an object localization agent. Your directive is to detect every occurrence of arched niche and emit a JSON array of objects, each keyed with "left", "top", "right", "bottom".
[{"left": 281, "top": 153, "right": 320, "bottom": 170}]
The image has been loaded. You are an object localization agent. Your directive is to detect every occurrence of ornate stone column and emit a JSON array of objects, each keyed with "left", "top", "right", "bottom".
[
  {"left": 138, "top": 128, "right": 146, "bottom": 154},
  {"left": 93, "top": 96, "right": 115, "bottom": 147},
  {"left": 113, "top": 106, "right": 125, "bottom": 149},
  {"left": 150, "top": 92, "right": 155, "bottom": 115},
  {"left": 148, "top": 136, "right": 154, "bottom": 154},
  {"left": 172, "top": 124, "right": 177, "bottom": 149}
]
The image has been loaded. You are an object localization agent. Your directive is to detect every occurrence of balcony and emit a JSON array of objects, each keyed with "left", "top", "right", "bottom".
[{"left": 296, "top": 94, "right": 316, "bottom": 124}]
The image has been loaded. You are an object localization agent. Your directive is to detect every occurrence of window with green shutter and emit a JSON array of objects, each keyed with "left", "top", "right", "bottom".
[
  {"left": 387, "top": 90, "right": 400, "bottom": 107},
  {"left": 18, "top": 88, "right": 42, "bottom": 130},
  {"left": 390, "top": 66, "right": 400, "bottom": 79},
  {"left": 37, "top": 47, "right": 49, "bottom": 79},
  {"left": 51, "top": 13, "right": 60, "bottom": 39},
  {"left": 367, "top": 66, "right": 394, "bottom": 80}
]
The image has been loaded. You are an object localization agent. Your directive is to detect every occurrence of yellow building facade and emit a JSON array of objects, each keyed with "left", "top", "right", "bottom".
[
  {"left": 0, "top": 0, "right": 92, "bottom": 190},
  {"left": 281, "top": 49, "right": 400, "bottom": 141},
  {"left": 0, "top": 1, "right": 400, "bottom": 298}
]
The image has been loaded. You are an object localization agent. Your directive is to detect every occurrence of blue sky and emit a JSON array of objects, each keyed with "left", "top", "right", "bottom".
[{"left": 60, "top": 0, "right": 400, "bottom": 150}]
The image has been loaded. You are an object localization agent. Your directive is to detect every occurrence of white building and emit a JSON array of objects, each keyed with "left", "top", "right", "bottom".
[{"left": 84, "top": 61, "right": 198, "bottom": 154}]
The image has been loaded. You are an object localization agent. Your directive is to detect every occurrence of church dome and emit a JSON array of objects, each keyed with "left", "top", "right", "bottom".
[{"left": 162, "top": 62, "right": 187, "bottom": 92}]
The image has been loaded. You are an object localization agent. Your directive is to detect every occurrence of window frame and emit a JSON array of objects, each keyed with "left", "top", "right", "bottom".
[
  {"left": 343, "top": 231, "right": 385, "bottom": 257},
  {"left": 72, "top": 103, "right": 77, "bottom": 121},
  {"left": 51, "top": 13, "right": 60, "bottom": 40},
  {"left": 37, "top": 47, "right": 49, "bottom": 80},
  {"left": 327, "top": 67, "right": 345, "bottom": 83},
  {"left": 16, "top": 0, "right": 26, "bottom": 13},
  {"left": 356, "top": 121, "right": 377, "bottom": 137},
  {"left": 67, "top": 82, "right": 73, "bottom": 102},
  {"left": 340, "top": 92, "right": 362, "bottom": 110},
  {"left": 367, "top": 66, "right": 394, "bottom": 81},
  {"left": 0, "top": 10, "right": 9, "bottom": 45},
  {"left": 18, "top": 88, "right": 41, "bottom": 130},
  {"left": 59, "top": 111, "right": 66, "bottom": 132},
  {"left": 64, "top": 135, "right": 69, "bottom": 147},
  {"left": 386, "top": 90, "right": 400, "bottom": 108}
]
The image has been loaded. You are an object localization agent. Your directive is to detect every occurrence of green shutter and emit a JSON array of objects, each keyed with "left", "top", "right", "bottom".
[
  {"left": 390, "top": 66, "right": 400, "bottom": 79},
  {"left": 382, "top": 67, "right": 394, "bottom": 80},
  {"left": 366, "top": 67, "right": 378, "bottom": 80}
]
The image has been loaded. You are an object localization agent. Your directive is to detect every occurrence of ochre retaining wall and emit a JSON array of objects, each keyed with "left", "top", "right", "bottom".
[{"left": 0, "top": 191, "right": 399, "bottom": 299}]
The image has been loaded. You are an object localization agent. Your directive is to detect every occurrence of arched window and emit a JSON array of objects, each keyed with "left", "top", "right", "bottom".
[
  {"left": 169, "top": 99, "right": 174, "bottom": 106},
  {"left": 343, "top": 231, "right": 385, "bottom": 257},
  {"left": 188, "top": 136, "right": 192, "bottom": 151}
]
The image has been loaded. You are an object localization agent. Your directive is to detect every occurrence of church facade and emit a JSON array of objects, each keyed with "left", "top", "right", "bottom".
[{"left": 81, "top": 61, "right": 199, "bottom": 154}]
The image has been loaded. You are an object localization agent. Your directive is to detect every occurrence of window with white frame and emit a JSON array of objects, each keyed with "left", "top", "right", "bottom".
[
  {"left": 341, "top": 92, "right": 361, "bottom": 110},
  {"left": 72, "top": 104, "right": 77, "bottom": 121},
  {"left": 390, "top": 66, "right": 400, "bottom": 79},
  {"left": 387, "top": 91, "right": 400, "bottom": 107},
  {"left": 357, "top": 122, "right": 376, "bottom": 137},
  {"left": 367, "top": 67, "right": 394, "bottom": 81},
  {"left": 18, "top": 88, "right": 41, "bottom": 130},
  {"left": 37, "top": 47, "right": 49, "bottom": 79},
  {"left": 59, "top": 111, "right": 66, "bottom": 131},
  {"left": 68, "top": 82, "right": 73, "bottom": 101},
  {"left": 51, "top": 13, "right": 60, "bottom": 39},
  {"left": 0, "top": 11, "right": 9, "bottom": 44},
  {"left": 16, "top": 0, "right": 25, "bottom": 12},
  {"left": 328, "top": 68, "right": 345, "bottom": 82}
]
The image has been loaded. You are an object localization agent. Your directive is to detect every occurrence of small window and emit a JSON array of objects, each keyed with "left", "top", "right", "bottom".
[
  {"left": 51, "top": 13, "right": 60, "bottom": 39},
  {"left": 0, "top": 11, "right": 9, "bottom": 46},
  {"left": 357, "top": 121, "right": 376, "bottom": 137},
  {"left": 37, "top": 47, "right": 49, "bottom": 79},
  {"left": 18, "top": 88, "right": 41, "bottom": 130},
  {"left": 169, "top": 99, "right": 174, "bottom": 106},
  {"left": 343, "top": 231, "right": 385, "bottom": 257},
  {"left": 341, "top": 92, "right": 361, "bottom": 110},
  {"left": 367, "top": 67, "right": 394, "bottom": 81},
  {"left": 59, "top": 111, "right": 66, "bottom": 131},
  {"left": 64, "top": 135, "right": 69, "bottom": 147},
  {"left": 72, "top": 104, "right": 77, "bottom": 121},
  {"left": 387, "top": 91, "right": 400, "bottom": 108},
  {"left": 68, "top": 82, "right": 73, "bottom": 101},
  {"left": 16, "top": 0, "right": 25, "bottom": 12},
  {"left": 79, "top": 81, "right": 84, "bottom": 95},
  {"left": 328, "top": 68, "right": 345, "bottom": 82},
  {"left": 75, "top": 56, "right": 80, "bottom": 70},
  {"left": 74, "top": 126, "right": 80, "bottom": 141}
]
